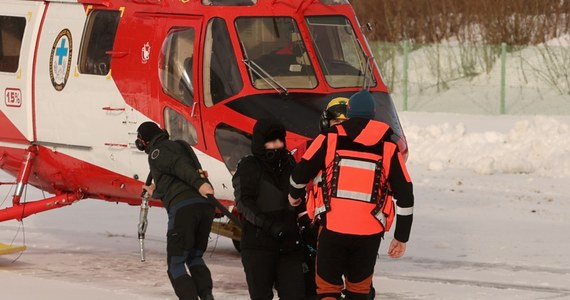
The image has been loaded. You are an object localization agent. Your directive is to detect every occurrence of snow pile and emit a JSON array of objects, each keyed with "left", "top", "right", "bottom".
[{"left": 403, "top": 114, "right": 570, "bottom": 177}]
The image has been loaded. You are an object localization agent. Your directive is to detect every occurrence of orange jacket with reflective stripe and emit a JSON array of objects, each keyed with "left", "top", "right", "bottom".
[
  {"left": 327, "top": 121, "right": 394, "bottom": 235},
  {"left": 291, "top": 118, "right": 414, "bottom": 239}
]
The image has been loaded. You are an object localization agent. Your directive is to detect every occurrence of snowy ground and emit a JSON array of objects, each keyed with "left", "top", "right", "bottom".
[{"left": 1, "top": 112, "right": 570, "bottom": 299}]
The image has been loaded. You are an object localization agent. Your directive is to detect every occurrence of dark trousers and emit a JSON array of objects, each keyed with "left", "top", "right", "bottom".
[
  {"left": 167, "top": 201, "right": 215, "bottom": 300},
  {"left": 315, "top": 228, "right": 382, "bottom": 300},
  {"left": 241, "top": 247, "right": 306, "bottom": 300}
]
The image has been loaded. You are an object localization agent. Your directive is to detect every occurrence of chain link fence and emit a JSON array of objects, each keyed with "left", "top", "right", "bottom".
[{"left": 371, "top": 41, "right": 570, "bottom": 115}]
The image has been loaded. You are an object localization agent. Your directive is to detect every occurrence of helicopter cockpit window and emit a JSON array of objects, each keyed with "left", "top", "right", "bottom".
[
  {"left": 78, "top": 10, "right": 120, "bottom": 76},
  {"left": 164, "top": 107, "right": 199, "bottom": 145},
  {"left": 0, "top": 16, "right": 26, "bottom": 73},
  {"left": 306, "top": 16, "right": 376, "bottom": 88},
  {"left": 203, "top": 18, "right": 243, "bottom": 107},
  {"left": 159, "top": 28, "right": 196, "bottom": 106},
  {"left": 235, "top": 17, "right": 317, "bottom": 90},
  {"left": 202, "top": 0, "right": 256, "bottom": 5}
]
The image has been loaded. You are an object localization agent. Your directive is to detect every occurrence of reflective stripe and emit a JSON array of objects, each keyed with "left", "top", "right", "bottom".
[
  {"left": 290, "top": 177, "right": 306, "bottom": 189},
  {"left": 396, "top": 205, "right": 414, "bottom": 216},
  {"left": 335, "top": 158, "right": 376, "bottom": 202},
  {"left": 313, "top": 173, "right": 322, "bottom": 184},
  {"left": 314, "top": 205, "right": 327, "bottom": 216},
  {"left": 374, "top": 210, "right": 387, "bottom": 228},
  {"left": 336, "top": 190, "right": 372, "bottom": 202},
  {"left": 298, "top": 211, "right": 308, "bottom": 218},
  {"left": 339, "top": 158, "right": 376, "bottom": 171}
]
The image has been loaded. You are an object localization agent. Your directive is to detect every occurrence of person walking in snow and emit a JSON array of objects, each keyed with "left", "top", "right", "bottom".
[
  {"left": 292, "top": 96, "right": 349, "bottom": 300},
  {"left": 136, "top": 121, "right": 215, "bottom": 300},
  {"left": 232, "top": 118, "right": 305, "bottom": 300},
  {"left": 294, "top": 96, "right": 378, "bottom": 300},
  {"left": 289, "top": 90, "right": 415, "bottom": 299}
]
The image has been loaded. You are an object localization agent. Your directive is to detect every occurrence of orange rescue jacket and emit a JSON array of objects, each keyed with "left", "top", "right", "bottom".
[{"left": 309, "top": 120, "right": 396, "bottom": 235}]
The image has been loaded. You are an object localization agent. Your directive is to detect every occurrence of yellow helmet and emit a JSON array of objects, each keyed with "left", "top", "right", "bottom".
[{"left": 320, "top": 97, "right": 349, "bottom": 130}]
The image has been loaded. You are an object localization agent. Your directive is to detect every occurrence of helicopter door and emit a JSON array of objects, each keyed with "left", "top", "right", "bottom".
[
  {"left": 157, "top": 19, "right": 205, "bottom": 148},
  {"left": 0, "top": 4, "right": 44, "bottom": 143}
]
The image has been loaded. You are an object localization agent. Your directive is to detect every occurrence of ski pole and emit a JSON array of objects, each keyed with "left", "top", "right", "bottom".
[{"left": 138, "top": 173, "right": 152, "bottom": 262}]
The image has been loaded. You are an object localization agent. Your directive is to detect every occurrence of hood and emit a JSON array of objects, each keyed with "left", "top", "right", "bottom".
[{"left": 251, "top": 118, "right": 286, "bottom": 157}]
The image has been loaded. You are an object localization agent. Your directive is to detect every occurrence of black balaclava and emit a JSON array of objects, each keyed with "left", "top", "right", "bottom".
[
  {"left": 136, "top": 121, "right": 165, "bottom": 153},
  {"left": 251, "top": 118, "right": 289, "bottom": 169}
]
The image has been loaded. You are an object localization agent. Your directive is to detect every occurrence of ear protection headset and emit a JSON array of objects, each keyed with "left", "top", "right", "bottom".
[{"left": 319, "top": 110, "right": 331, "bottom": 132}]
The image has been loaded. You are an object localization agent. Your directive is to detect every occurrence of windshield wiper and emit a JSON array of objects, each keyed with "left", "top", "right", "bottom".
[
  {"left": 239, "top": 41, "right": 288, "bottom": 95},
  {"left": 242, "top": 59, "right": 288, "bottom": 95},
  {"left": 362, "top": 54, "right": 376, "bottom": 90}
]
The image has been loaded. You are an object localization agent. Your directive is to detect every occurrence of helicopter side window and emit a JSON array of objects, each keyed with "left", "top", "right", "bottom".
[
  {"left": 203, "top": 18, "right": 243, "bottom": 107},
  {"left": 78, "top": 10, "right": 120, "bottom": 76},
  {"left": 0, "top": 15, "right": 26, "bottom": 73},
  {"left": 164, "top": 107, "right": 199, "bottom": 145},
  {"left": 306, "top": 16, "right": 376, "bottom": 88},
  {"left": 159, "top": 28, "right": 196, "bottom": 106},
  {"left": 235, "top": 17, "right": 317, "bottom": 90},
  {"left": 214, "top": 123, "right": 252, "bottom": 174}
]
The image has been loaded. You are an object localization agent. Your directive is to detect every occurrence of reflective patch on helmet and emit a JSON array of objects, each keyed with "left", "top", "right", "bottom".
[{"left": 151, "top": 149, "right": 160, "bottom": 160}]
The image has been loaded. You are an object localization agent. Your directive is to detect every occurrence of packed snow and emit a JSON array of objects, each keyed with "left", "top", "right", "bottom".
[{"left": 1, "top": 111, "right": 570, "bottom": 299}]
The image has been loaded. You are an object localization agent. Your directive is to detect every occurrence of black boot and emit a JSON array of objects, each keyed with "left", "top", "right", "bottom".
[
  {"left": 201, "top": 293, "right": 215, "bottom": 300},
  {"left": 189, "top": 265, "right": 213, "bottom": 299},
  {"left": 170, "top": 274, "right": 199, "bottom": 300}
]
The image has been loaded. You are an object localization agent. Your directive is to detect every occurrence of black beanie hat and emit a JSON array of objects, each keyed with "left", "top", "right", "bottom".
[
  {"left": 137, "top": 122, "right": 163, "bottom": 143},
  {"left": 347, "top": 90, "right": 376, "bottom": 119}
]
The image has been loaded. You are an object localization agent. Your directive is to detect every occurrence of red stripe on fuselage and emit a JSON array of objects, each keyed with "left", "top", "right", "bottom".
[
  {"left": 31, "top": 2, "right": 50, "bottom": 142},
  {"left": 0, "top": 110, "right": 28, "bottom": 143}
]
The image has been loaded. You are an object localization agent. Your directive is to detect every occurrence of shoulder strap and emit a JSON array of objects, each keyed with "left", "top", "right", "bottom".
[
  {"left": 354, "top": 120, "right": 389, "bottom": 146},
  {"left": 175, "top": 139, "right": 203, "bottom": 171}
]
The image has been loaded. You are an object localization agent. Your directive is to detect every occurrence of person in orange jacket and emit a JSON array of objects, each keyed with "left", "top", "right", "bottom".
[
  {"left": 293, "top": 97, "right": 350, "bottom": 300},
  {"left": 289, "top": 90, "right": 414, "bottom": 300}
]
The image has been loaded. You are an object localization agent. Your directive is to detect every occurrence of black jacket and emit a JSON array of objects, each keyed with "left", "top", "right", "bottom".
[
  {"left": 233, "top": 154, "right": 300, "bottom": 251},
  {"left": 146, "top": 134, "right": 210, "bottom": 210},
  {"left": 232, "top": 118, "right": 300, "bottom": 251}
]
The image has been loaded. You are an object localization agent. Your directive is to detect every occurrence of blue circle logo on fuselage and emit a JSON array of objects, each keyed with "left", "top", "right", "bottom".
[{"left": 49, "top": 29, "right": 73, "bottom": 91}]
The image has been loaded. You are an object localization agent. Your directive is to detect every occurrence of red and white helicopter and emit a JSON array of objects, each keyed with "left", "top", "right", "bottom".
[{"left": 0, "top": 0, "right": 407, "bottom": 255}]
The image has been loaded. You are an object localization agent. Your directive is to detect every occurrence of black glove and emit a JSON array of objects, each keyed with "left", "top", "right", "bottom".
[
  {"left": 265, "top": 221, "right": 286, "bottom": 239},
  {"left": 299, "top": 215, "right": 318, "bottom": 251},
  {"left": 297, "top": 214, "right": 312, "bottom": 230}
]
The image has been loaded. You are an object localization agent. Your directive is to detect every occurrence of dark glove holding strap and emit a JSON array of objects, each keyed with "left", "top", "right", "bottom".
[
  {"left": 264, "top": 220, "right": 286, "bottom": 238},
  {"left": 297, "top": 214, "right": 312, "bottom": 229}
]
